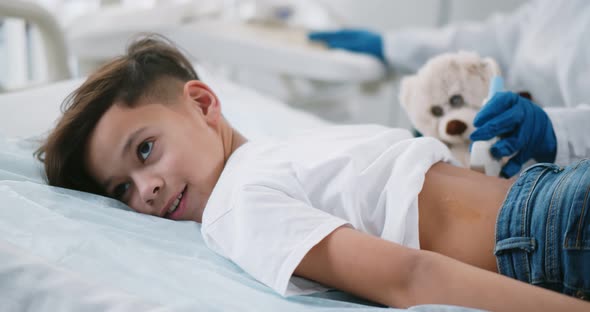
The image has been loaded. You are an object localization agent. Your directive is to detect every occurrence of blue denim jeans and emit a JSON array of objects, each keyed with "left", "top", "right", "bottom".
[{"left": 495, "top": 159, "right": 590, "bottom": 300}]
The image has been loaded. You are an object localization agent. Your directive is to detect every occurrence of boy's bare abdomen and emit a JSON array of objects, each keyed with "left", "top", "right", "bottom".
[{"left": 418, "top": 162, "right": 515, "bottom": 272}]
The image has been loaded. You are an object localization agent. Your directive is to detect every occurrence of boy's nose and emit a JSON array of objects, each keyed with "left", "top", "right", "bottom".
[
  {"left": 135, "top": 174, "right": 163, "bottom": 206},
  {"left": 144, "top": 186, "right": 160, "bottom": 206}
]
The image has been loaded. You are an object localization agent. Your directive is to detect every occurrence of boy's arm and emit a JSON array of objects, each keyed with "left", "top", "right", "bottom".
[{"left": 295, "top": 226, "right": 589, "bottom": 311}]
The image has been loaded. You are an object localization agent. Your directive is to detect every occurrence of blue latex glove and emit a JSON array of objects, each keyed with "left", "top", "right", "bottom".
[
  {"left": 470, "top": 92, "right": 557, "bottom": 178},
  {"left": 308, "top": 29, "right": 385, "bottom": 62}
]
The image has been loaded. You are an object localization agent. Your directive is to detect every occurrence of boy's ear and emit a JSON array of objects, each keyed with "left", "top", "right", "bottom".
[{"left": 183, "top": 80, "right": 221, "bottom": 125}]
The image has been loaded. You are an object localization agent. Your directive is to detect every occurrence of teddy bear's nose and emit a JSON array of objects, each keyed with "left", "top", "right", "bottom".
[{"left": 446, "top": 120, "right": 468, "bottom": 135}]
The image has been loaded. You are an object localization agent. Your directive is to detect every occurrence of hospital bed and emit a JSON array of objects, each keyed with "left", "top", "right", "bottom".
[
  {"left": 0, "top": 2, "right": 484, "bottom": 311},
  {"left": 0, "top": 60, "right": 485, "bottom": 311}
]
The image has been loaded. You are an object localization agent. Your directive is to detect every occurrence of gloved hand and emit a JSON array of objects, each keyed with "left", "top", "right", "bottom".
[
  {"left": 308, "top": 29, "right": 385, "bottom": 62},
  {"left": 470, "top": 92, "right": 557, "bottom": 178}
]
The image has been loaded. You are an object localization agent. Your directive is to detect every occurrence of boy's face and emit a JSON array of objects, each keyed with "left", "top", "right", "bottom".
[{"left": 85, "top": 80, "right": 224, "bottom": 222}]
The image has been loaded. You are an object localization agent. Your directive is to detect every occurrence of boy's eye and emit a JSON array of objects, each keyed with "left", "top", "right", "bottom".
[
  {"left": 113, "top": 182, "right": 130, "bottom": 199},
  {"left": 137, "top": 141, "right": 154, "bottom": 161}
]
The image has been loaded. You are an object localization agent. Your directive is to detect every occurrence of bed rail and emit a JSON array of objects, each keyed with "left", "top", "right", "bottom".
[{"left": 0, "top": 0, "right": 70, "bottom": 83}]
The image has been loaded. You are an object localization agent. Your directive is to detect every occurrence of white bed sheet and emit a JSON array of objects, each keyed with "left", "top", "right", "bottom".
[{"left": 0, "top": 67, "right": 481, "bottom": 312}]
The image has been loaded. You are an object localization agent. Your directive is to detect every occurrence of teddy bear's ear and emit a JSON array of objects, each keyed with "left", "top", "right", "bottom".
[
  {"left": 481, "top": 57, "right": 501, "bottom": 77},
  {"left": 399, "top": 75, "right": 418, "bottom": 111}
]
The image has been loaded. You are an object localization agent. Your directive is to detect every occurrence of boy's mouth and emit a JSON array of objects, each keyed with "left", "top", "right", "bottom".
[{"left": 164, "top": 186, "right": 187, "bottom": 219}]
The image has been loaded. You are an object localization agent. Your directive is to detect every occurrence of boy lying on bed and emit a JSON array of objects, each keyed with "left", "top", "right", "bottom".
[{"left": 36, "top": 35, "right": 590, "bottom": 310}]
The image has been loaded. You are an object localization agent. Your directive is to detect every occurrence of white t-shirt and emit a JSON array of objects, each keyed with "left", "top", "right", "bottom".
[{"left": 201, "top": 125, "right": 453, "bottom": 296}]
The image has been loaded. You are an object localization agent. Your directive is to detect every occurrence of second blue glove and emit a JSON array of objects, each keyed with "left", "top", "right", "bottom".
[
  {"left": 470, "top": 92, "right": 557, "bottom": 178},
  {"left": 308, "top": 29, "right": 385, "bottom": 62}
]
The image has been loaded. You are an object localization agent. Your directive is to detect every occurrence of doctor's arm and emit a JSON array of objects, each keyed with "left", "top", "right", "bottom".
[
  {"left": 309, "top": 1, "right": 536, "bottom": 73},
  {"left": 382, "top": 0, "right": 538, "bottom": 73},
  {"left": 295, "top": 226, "right": 589, "bottom": 311}
]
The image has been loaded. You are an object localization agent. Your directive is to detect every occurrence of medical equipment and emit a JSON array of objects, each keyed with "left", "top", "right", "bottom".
[{"left": 469, "top": 76, "right": 503, "bottom": 176}]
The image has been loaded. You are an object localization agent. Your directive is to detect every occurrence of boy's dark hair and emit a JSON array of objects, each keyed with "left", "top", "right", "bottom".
[{"left": 36, "top": 34, "right": 199, "bottom": 195}]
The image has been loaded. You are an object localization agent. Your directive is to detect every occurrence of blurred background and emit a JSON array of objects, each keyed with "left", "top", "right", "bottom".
[{"left": 0, "top": 0, "right": 527, "bottom": 128}]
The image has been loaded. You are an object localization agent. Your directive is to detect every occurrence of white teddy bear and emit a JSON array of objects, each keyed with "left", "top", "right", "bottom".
[{"left": 398, "top": 51, "right": 501, "bottom": 166}]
